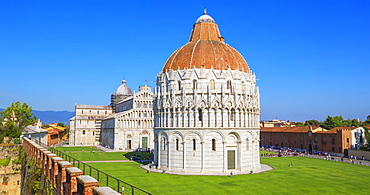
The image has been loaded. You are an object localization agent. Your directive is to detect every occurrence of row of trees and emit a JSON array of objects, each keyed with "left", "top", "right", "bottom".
[{"left": 295, "top": 115, "right": 370, "bottom": 129}]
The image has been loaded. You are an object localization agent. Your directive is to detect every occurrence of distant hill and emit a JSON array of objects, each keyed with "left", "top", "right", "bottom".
[
  {"left": 0, "top": 108, "right": 74, "bottom": 125},
  {"left": 32, "top": 110, "right": 74, "bottom": 125}
]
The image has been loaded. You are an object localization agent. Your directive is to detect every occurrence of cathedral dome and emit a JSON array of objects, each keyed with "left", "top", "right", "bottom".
[
  {"left": 162, "top": 12, "right": 250, "bottom": 73},
  {"left": 115, "top": 80, "right": 133, "bottom": 95}
]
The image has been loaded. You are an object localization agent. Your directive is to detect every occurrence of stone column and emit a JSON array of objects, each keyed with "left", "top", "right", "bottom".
[
  {"left": 223, "top": 141, "right": 227, "bottom": 172},
  {"left": 237, "top": 141, "right": 242, "bottom": 171},
  {"left": 201, "top": 141, "right": 205, "bottom": 173},
  {"left": 167, "top": 140, "right": 171, "bottom": 170},
  {"left": 182, "top": 141, "right": 186, "bottom": 171},
  {"left": 157, "top": 138, "right": 161, "bottom": 169},
  {"left": 193, "top": 108, "right": 197, "bottom": 127}
]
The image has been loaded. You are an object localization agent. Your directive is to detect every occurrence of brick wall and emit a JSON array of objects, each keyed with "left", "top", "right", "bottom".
[{"left": 22, "top": 137, "right": 119, "bottom": 195}]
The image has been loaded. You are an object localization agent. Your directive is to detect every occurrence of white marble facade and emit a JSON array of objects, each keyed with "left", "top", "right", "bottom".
[
  {"left": 154, "top": 68, "right": 261, "bottom": 173},
  {"left": 69, "top": 105, "right": 113, "bottom": 146},
  {"left": 153, "top": 12, "right": 261, "bottom": 174},
  {"left": 101, "top": 85, "right": 154, "bottom": 150}
]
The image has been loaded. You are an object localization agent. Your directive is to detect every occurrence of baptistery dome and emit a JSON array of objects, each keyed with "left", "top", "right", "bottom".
[
  {"left": 154, "top": 11, "right": 261, "bottom": 175},
  {"left": 162, "top": 12, "right": 250, "bottom": 73}
]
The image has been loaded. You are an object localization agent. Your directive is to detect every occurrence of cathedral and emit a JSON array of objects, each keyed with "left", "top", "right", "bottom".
[
  {"left": 69, "top": 80, "right": 154, "bottom": 150},
  {"left": 153, "top": 11, "right": 261, "bottom": 174}
]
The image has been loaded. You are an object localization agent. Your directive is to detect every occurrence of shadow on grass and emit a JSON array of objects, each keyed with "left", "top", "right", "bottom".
[{"left": 124, "top": 152, "right": 154, "bottom": 165}]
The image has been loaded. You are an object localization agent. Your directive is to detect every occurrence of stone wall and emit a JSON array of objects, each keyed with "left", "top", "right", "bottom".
[
  {"left": 0, "top": 145, "right": 21, "bottom": 195},
  {"left": 22, "top": 138, "right": 121, "bottom": 195}
]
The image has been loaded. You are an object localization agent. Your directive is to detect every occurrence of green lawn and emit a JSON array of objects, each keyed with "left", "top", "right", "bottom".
[
  {"left": 66, "top": 152, "right": 129, "bottom": 161},
  {"left": 54, "top": 146, "right": 100, "bottom": 152},
  {"left": 53, "top": 147, "right": 128, "bottom": 161},
  {"left": 260, "top": 150, "right": 278, "bottom": 154},
  {"left": 85, "top": 157, "right": 370, "bottom": 195}
]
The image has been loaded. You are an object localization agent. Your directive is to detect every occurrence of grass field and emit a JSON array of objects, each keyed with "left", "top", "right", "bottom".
[
  {"left": 55, "top": 146, "right": 100, "bottom": 152},
  {"left": 53, "top": 147, "right": 128, "bottom": 161},
  {"left": 260, "top": 150, "right": 278, "bottom": 154},
  {"left": 85, "top": 157, "right": 370, "bottom": 195}
]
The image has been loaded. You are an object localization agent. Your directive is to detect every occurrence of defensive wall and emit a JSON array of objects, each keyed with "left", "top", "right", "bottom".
[{"left": 22, "top": 137, "right": 121, "bottom": 195}]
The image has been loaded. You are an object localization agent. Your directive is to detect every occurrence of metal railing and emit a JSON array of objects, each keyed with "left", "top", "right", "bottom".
[{"left": 34, "top": 140, "right": 151, "bottom": 195}]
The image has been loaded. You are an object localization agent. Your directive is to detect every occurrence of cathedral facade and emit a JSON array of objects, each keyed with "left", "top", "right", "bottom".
[
  {"left": 70, "top": 80, "right": 154, "bottom": 151},
  {"left": 153, "top": 11, "right": 261, "bottom": 174},
  {"left": 101, "top": 84, "right": 154, "bottom": 150}
]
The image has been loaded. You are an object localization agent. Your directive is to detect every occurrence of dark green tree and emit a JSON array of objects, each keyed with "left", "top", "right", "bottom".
[
  {"left": 321, "top": 115, "right": 344, "bottom": 130},
  {"left": 0, "top": 101, "right": 37, "bottom": 138},
  {"left": 57, "top": 122, "right": 65, "bottom": 127},
  {"left": 304, "top": 120, "right": 321, "bottom": 127},
  {"left": 363, "top": 127, "right": 370, "bottom": 151},
  {"left": 295, "top": 122, "right": 305, "bottom": 127},
  {"left": 351, "top": 119, "right": 360, "bottom": 127},
  {"left": 365, "top": 115, "right": 370, "bottom": 125}
]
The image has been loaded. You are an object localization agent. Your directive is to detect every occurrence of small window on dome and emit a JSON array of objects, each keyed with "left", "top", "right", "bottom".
[{"left": 178, "top": 80, "right": 181, "bottom": 90}]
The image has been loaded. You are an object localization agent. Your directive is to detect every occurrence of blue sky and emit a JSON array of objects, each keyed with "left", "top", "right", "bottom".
[{"left": 0, "top": 0, "right": 369, "bottom": 122}]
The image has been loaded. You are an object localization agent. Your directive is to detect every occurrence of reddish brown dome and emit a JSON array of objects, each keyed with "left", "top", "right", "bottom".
[{"left": 162, "top": 12, "right": 250, "bottom": 73}]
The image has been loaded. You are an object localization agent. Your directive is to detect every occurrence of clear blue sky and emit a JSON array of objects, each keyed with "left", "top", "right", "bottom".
[{"left": 1, "top": 0, "right": 369, "bottom": 122}]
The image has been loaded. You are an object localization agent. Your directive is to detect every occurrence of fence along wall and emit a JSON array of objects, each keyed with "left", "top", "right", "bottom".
[{"left": 22, "top": 137, "right": 120, "bottom": 195}]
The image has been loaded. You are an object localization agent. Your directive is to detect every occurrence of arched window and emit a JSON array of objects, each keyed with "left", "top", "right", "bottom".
[
  {"left": 212, "top": 139, "right": 216, "bottom": 151},
  {"left": 230, "top": 110, "right": 235, "bottom": 121},
  {"left": 192, "top": 139, "right": 196, "bottom": 151},
  {"left": 193, "top": 80, "right": 197, "bottom": 90},
  {"left": 93, "top": 131, "right": 95, "bottom": 136},
  {"left": 176, "top": 139, "right": 179, "bottom": 151},
  {"left": 210, "top": 80, "right": 215, "bottom": 90},
  {"left": 162, "top": 137, "right": 166, "bottom": 150},
  {"left": 178, "top": 80, "right": 181, "bottom": 90},
  {"left": 246, "top": 138, "right": 250, "bottom": 150},
  {"left": 227, "top": 80, "right": 232, "bottom": 90},
  {"left": 198, "top": 109, "right": 203, "bottom": 121},
  {"left": 82, "top": 130, "right": 86, "bottom": 135}
]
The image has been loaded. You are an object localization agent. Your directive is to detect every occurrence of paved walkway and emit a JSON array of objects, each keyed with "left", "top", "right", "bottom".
[
  {"left": 94, "top": 145, "right": 124, "bottom": 152},
  {"left": 139, "top": 164, "right": 274, "bottom": 176}
]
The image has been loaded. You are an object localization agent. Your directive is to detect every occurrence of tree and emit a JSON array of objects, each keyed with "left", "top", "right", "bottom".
[
  {"left": 0, "top": 101, "right": 37, "bottom": 138},
  {"left": 295, "top": 122, "right": 304, "bottom": 127},
  {"left": 365, "top": 115, "right": 370, "bottom": 125},
  {"left": 304, "top": 120, "right": 321, "bottom": 127},
  {"left": 321, "top": 115, "right": 344, "bottom": 130},
  {"left": 363, "top": 127, "right": 370, "bottom": 151},
  {"left": 57, "top": 122, "right": 65, "bottom": 127}
]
